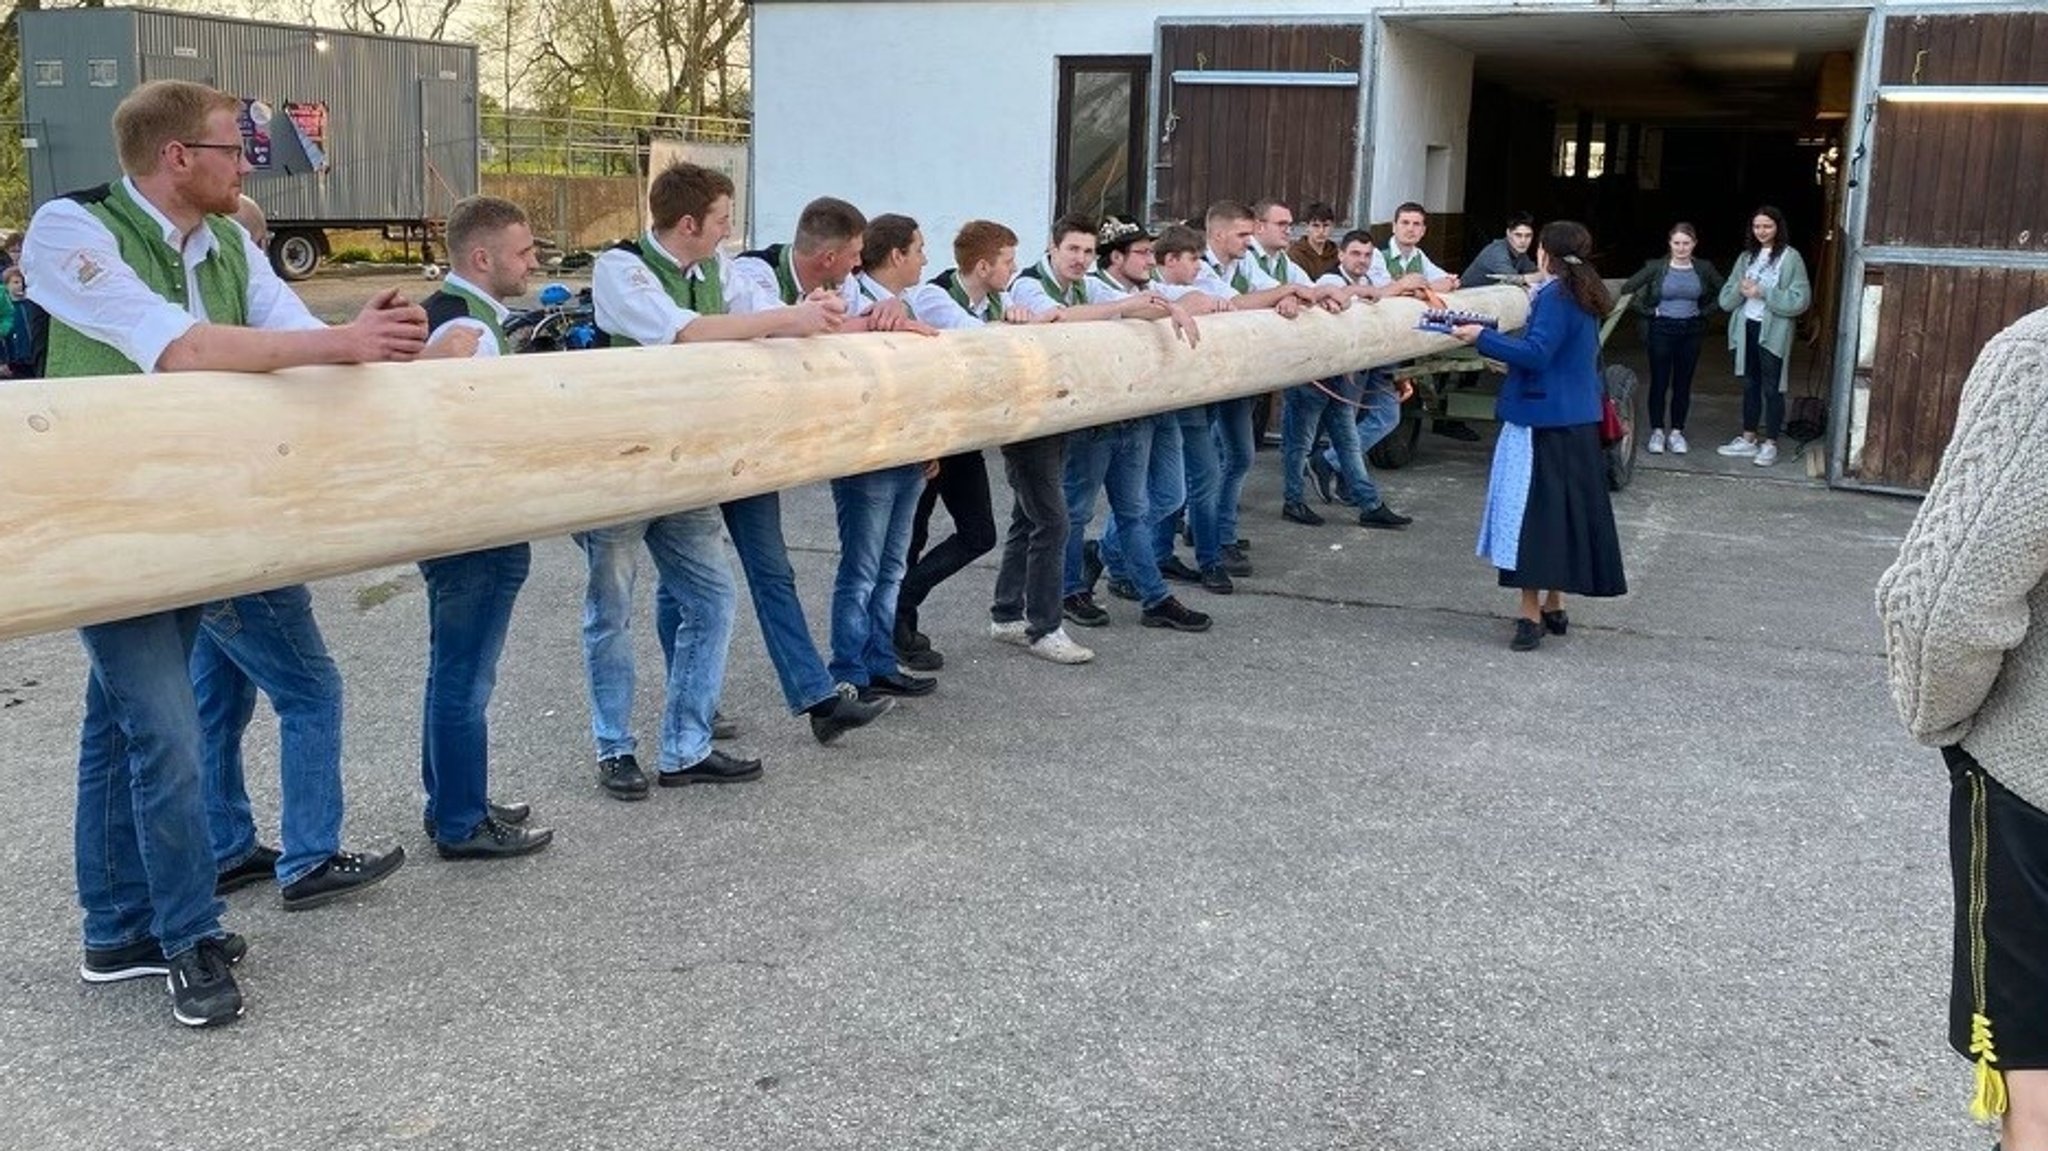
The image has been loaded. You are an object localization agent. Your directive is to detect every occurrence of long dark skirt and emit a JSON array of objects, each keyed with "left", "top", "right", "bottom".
[{"left": 1476, "top": 422, "right": 1627, "bottom": 597}]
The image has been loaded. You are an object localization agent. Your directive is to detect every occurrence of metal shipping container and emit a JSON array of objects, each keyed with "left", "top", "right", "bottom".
[{"left": 18, "top": 6, "right": 479, "bottom": 279}]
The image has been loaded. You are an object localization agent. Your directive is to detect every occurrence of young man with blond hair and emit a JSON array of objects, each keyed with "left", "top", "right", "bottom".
[
  {"left": 582, "top": 163, "right": 841, "bottom": 801},
  {"left": 26, "top": 78, "right": 431, "bottom": 1027}
]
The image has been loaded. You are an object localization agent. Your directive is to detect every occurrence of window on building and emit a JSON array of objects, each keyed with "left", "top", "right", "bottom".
[{"left": 1056, "top": 56, "right": 1149, "bottom": 223}]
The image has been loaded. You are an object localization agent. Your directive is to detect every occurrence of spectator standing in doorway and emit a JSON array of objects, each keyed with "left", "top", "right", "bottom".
[
  {"left": 1716, "top": 205, "right": 1810, "bottom": 468},
  {"left": 1620, "top": 222, "right": 1725, "bottom": 456}
]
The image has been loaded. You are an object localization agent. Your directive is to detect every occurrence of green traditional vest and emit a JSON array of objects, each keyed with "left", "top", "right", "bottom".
[
  {"left": 1254, "top": 246, "right": 1293, "bottom": 284},
  {"left": 424, "top": 280, "right": 509, "bottom": 355},
  {"left": 1203, "top": 253, "right": 1251, "bottom": 294},
  {"left": 1021, "top": 260, "right": 1086, "bottom": 307},
  {"left": 46, "top": 182, "right": 251, "bottom": 377},
  {"left": 1386, "top": 247, "right": 1426, "bottom": 280},
  {"left": 938, "top": 269, "right": 1003, "bottom": 323},
  {"left": 606, "top": 239, "right": 725, "bottom": 346}
]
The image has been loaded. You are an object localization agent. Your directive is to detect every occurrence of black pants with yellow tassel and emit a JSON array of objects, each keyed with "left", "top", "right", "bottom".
[{"left": 1947, "top": 746, "right": 2048, "bottom": 1123}]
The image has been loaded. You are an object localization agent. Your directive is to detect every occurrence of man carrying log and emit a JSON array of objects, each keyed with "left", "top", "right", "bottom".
[{"left": 23, "top": 79, "right": 432, "bottom": 1027}]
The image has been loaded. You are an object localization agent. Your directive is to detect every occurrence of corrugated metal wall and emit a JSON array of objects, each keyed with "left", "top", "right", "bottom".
[{"left": 20, "top": 8, "right": 478, "bottom": 226}]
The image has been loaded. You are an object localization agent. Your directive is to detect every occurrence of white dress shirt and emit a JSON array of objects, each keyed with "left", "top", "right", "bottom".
[
  {"left": 591, "top": 232, "right": 772, "bottom": 343},
  {"left": 1370, "top": 244, "right": 1449, "bottom": 285},
  {"left": 910, "top": 273, "right": 1007, "bottom": 331},
  {"left": 1191, "top": 247, "right": 1280, "bottom": 299},
  {"left": 424, "top": 271, "right": 511, "bottom": 358}
]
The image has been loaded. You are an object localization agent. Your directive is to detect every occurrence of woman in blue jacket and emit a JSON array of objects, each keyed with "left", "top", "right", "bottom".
[{"left": 1452, "top": 220, "right": 1628, "bottom": 651}]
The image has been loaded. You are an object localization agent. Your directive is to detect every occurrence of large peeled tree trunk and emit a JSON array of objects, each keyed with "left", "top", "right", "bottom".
[{"left": 0, "top": 286, "right": 1529, "bottom": 640}]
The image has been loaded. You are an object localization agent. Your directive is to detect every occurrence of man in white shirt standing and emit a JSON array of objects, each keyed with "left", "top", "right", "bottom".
[
  {"left": 1288, "top": 230, "right": 1415, "bottom": 530},
  {"left": 1375, "top": 202, "right": 1473, "bottom": 442}
]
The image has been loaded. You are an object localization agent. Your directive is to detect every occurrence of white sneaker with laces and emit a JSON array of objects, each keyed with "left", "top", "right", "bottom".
[
  {"left": 990, "top": 620, "right": 1030, "bottom": 647},
  {"left": 1667, "top": 429, "right": 1689, "bottom": 454},
  {"left": 1646, "top": 429, "right": 1666, "bottom": 454},
  {"left": 1754, "top": 441, "right": 1779, "bottom": 466},
  {"left": 1027, "top": 627, "right": 1095, "bottom": 665},
  {"left": 1717, "top": 435, "right": 1760, "bottom": 457}
]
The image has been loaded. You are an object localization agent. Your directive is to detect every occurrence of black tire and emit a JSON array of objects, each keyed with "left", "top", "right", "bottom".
[
  {"left": 270, "top": 230, "right": 323, "bottom": 281},
  {"left": 1603, "top": 363, "right": 1641, "bottom": 492},
  {"left": 1367, "top": 413, "right": 1423, "bottom": 470}
]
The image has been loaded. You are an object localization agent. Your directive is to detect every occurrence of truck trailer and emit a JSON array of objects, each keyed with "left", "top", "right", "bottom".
[{"left": 18, "top": 6, "right": 479, "bottom": 279}]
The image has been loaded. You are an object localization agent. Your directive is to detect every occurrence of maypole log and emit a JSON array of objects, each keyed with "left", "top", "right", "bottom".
[{"left": 0, "top": 286, "right": 1529, "bottom": 641}]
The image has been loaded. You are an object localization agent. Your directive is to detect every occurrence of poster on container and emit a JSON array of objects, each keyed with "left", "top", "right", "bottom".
[
  {"left": 284, "top": 102, "right": 331, "bottom": 174},
  {"left": 237, "top": 98, "right": 274, "bottom": 170}
]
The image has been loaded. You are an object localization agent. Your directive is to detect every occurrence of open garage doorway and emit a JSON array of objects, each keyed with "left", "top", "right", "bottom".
[{"left": 1384, "top": 10, "right": 1868, "bottom": 479}]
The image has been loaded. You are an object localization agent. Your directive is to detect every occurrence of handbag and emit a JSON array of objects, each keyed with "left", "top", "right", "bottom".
[{"left": 1599, "top": 394, "right": 1625, "bottom": 447}]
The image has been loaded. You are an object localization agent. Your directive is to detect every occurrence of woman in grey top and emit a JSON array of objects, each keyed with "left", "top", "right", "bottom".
[{"left": 1619, "top": 223, "right": 1725, "bottom": 455}]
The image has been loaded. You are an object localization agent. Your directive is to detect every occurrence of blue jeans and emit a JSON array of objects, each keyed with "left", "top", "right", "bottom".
[
  {"left": 829, "top": 464, "right": 924, "bottom": 684},
  {"left": 1064, "top": 421, "right": 1170, "bottom": 608},
  {"left": 75, "top": 609, "right": 224, "bottom": 959},
  {"left": 419, "top": 544, "right": 529, "bottom": 844},
  {"left": 190, "top": 586, "right": 345, "bottom": 888},
  {"left": 720, "top": 493, "right": 836, "bottom": 713},
  {"left": 1285, "top": 377, "right": 1389, "bottom": 511},
  {"left": 577, "top": 509, "right": 735, "bottom": 771},
  {"left": 1210, "top": 397, "right": 1256, "bottom": 551},
  {"left": 1174, "top": 406, "right": 1223, "bottom": 567},
  {"left": 1320, "top": 371, "right": 1403, "bottom": 508},
  {"left": 1101, "top": 415, "right": 1184, "bottom": 585}
]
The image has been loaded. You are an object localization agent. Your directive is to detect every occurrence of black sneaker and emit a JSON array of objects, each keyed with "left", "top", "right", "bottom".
[
  {"left": 1200, "top": 565, "right": 1235, "bottom": 595},
  {"left": 1105, "top": 577, "right": 1139, "bottom": 602},
  {"left": 1358, "top": 503, "right": 1413, "bottom": 530},
  {"left": 1434, "top": 419, "right": 1482, "bottom": 442},
  {"left": 1062, "top": 592, "right": 1110, "bottom": 628},
  {"left": 1220, "top": 543, "right": 1253, "bottom": 577},
  {"left": 1141, "top": 596, "right": 1213, "bottom": 632},
  {"left": 437, "top": 817, "right": 554, "bottom": 860},
  {"left": 279, "top": 848, "right": 406, "bottom": 912},
  {"left": 215, "top": 845, "right": 280, "bottom": 895},
  {"left": 1159, "top": 556, "right": 1202, "bottom": 584},
  {"left": 809, "top": 684, "right": 894, "bottom": 746},
  {"left": 1510, "top": 618, "right": 1544, "bottom": 652},
  {"left": 658, "top": 748, "right": 764, "bottom": 785},
  {"left": 1080, "top": 539, "right": 1105, "bottom": 591},
  {"left": 167, "top": 937, "right": 244, "bottom": 1028},
  {"left": 868, "top": 671, "right": 937, "bottom": 698},
  {"left": 83, "top": 932, "right": 246, "bottom": 984},
  {"left": 901, "top": 646, "right": 945, "bottom": 672},
  {"left": 712, "top": 710, "right": 740, "bottom": 741},
  {"left": 1307, "top": 456, "right": 1337, "bottom": 504},
  {"left": 598, "top": 753, "right": 651, "bottom": 801},
  {"left": 422, "top": 800, "right": 530, "bottom": 835},
  {"left": 1282, "top": 500, "right": 1324, "bottom": 526}
]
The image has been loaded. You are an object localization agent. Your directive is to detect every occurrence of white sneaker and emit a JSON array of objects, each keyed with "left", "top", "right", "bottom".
[
  {"left": 1667, "top": 429, "right": 1689, "bottom": 454},
  {"left": 1027, "top": 627, "right": 1095, "bottom": 665},
  {"left": 1754, "top": 441, "right": 1779, "bottom": 467},
  {"left": 1716, "top": 435, "right": 1760, "bottom": 458},
  {"left": 990, "top": 620, "right": 1029, "bottom": 647},
  {"left": 1646, "top": 429, "right": 1665, "bottom": 454}
]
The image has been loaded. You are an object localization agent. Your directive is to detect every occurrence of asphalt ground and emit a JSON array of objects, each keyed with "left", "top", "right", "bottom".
[{"left": 0, "top": 274, "right": 1973, "bottom": 1150}]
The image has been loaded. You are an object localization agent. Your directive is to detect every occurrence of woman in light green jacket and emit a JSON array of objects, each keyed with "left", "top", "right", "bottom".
[{"left": 1715, "top": 205, "right": 1811, "bottom": 467}]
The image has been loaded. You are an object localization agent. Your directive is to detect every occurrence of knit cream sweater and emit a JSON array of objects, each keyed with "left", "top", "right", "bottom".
[{"left": 1879, "top": 306, "right": 2048, "bottom": 810}]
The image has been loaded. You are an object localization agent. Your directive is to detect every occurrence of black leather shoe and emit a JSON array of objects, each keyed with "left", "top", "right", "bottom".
[
  {"left": 1510, "top": 618, "right": 1543, "bottom": 652},
  {"left": 1105, "top": 577, "right": 1139, "bottom": 602},
  {"left": 1220, "top": 544, "right": 1253, "bottom": 577},
  {"left": 1062, "top": 592, "right": 1110, "bottom": 628},
  {"left": 1307, "top": 456, "right": 1337, "bottom": 504},
  {"left": 1282, "top": 500, "right": 1324, "bottom": 526},
  {"left": 1434, "top": 420, "right": 1482, "bottom": 443},
  {"left": 893, "top": 614, "right": 930, "bottom": 654},
  {"left": 1358, "top": 503, "right": 1413, "bottom": 530},
  {"left": 1080, "top": 539, "right": 1104, "bottom": 591},
  {"left": 598, "top": 753, "right": 651, "bottom": 801},
  {"left": 659, "top": 748, "right": 764, "bottom": 785},
  {"left": 1542, "top": 609, "right": 1569, "bottom": 636},
  {"left": 423, "top": 800, "right": 532, "bottom": 834},
  {"left": 1159, "top": 556, "right": 1202, "bottom": 584},
  {"left": 901, "top": 646, "right": 944, "bottom": 671},
  {"left": 809, "top": 686, "right": 893, "bottom": 745},
  {"left": 1200, "top": 565, "right": 1235, "bottom": 595},
  {"left": 280, "top": 847, "right": 406, "bottom": 911},
  {"left": 215, "top": 845, "right": 280, "bottom": 895},
  {"left": 436, "top": 817, "right": 554, "bottom": 860},
  {"left": 1141, "top": 595, "right": 1213, "bottom": 633},
  {"left": 868, "top": 671, "right": 937, "bottom": 698}
]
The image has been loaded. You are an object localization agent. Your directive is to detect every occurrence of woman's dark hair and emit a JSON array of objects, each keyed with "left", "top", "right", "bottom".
[
  {"left": 1745, "top": 205, "right": 1790, "bottom": 259},
  {"left": 1540, "top": 220, "right": 1611, "bottom": 319}
]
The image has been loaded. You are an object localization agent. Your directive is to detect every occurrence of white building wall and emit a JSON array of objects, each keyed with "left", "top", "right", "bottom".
[
  {"left": 750, "top": 0, "right": 1352, "bottom": 255},
  {"left": 1366, "top": 24, "right": 1472, "bottom": 221}
]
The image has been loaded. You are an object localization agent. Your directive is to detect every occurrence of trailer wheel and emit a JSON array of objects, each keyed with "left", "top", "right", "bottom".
[
  {"left": 1604, "top": 363, "right": 1641, "bottom": 492},
  {"left": 1367, "top": 413, "right": 1423, "bottom": 470},
  {"left": 271, "top": 230, "right": 323, "bottom": 281}
]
